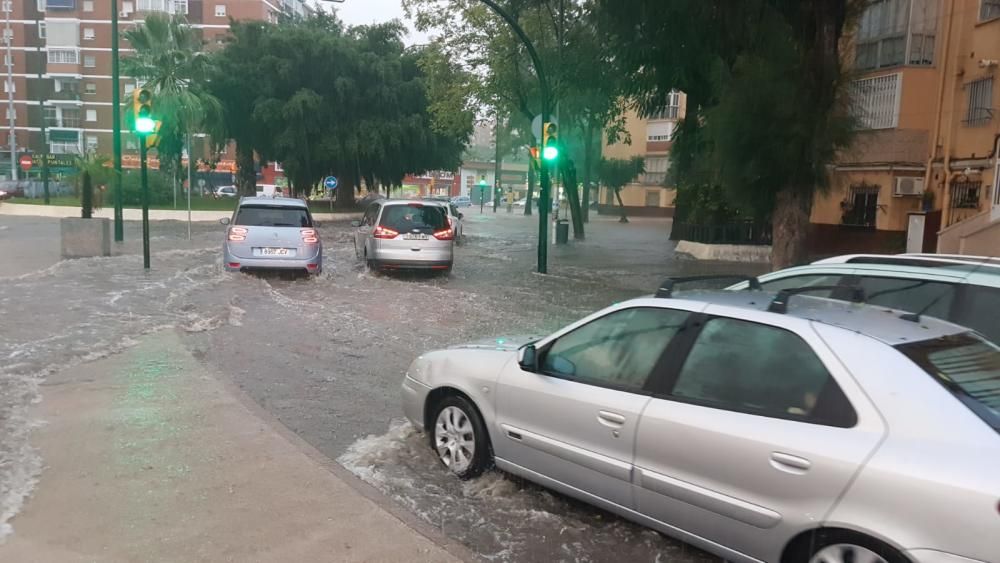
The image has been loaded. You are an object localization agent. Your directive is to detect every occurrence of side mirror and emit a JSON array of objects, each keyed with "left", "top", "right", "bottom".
[
  {"left": 219, "top": 217, "right": 231, "bottom": 225},
  {"left": 350, "top": 220, "right": 361, "bottom": 228},
  {"left": 518, "top": 345, "right": 538, "bottom": 372},
  {"left": 458, "top": 213, "right": 464, "bottom": 220}
]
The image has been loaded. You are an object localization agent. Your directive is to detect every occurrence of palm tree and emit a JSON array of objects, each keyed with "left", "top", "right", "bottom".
[
  {"left": 73, "top": 154, "right": 112, "bottom": 218},
  {"left": 121, "top": 13, "right": 223, "bottom": 191}
]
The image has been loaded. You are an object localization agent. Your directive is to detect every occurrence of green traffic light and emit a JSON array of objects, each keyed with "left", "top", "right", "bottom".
[
  {"left": 543, "top": 145, "right": 559, "bottom": 160},
  {"left": 135, "top": 116, "right": 156, "bottom": 134}
]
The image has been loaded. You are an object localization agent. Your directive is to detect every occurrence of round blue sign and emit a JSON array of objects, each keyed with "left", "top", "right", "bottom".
[{"left": 324, "top": 176, "right": 339, "bottom": 190}]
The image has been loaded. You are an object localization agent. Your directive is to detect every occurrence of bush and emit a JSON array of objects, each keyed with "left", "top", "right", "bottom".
[{"left": 116, "top": 170, "right": 175, "bottom": 206}]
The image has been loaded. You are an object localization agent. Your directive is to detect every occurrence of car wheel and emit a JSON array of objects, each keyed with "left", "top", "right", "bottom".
[
  {"left": 789, "top": 531, "right": 907, "bottom": 563},
  {"left": 430, "top": 395, "right": 491, "bottom": 479}
]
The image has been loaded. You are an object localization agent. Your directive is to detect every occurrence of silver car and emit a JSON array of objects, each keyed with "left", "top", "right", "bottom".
[
  {"left": 353, "top": 199, "right": 455, "bottom": 272},
  {"left": 221, "top": 197, "right": 322, "bottom": 274},
  {"left": 401, "top": 283, "right": 1000, "bottom": 563}
]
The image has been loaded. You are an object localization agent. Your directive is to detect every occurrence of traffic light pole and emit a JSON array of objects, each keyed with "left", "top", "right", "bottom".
[
  {"left": 140, "top": 137, "right": 150, "bottom": 270},
  {"left": 111, "top": 0, "right": 124, "bottom": 242},
  {"left": 477, "top": 0, "right": 551, "bottom": 274}
]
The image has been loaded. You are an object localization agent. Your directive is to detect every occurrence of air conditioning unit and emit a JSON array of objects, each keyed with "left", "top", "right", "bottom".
[
  {"left": 120, "top": 11, "right": 131, "bottom": 17},
  {"left": 894, "top": 176, "right": 925, "bottom": 197}
]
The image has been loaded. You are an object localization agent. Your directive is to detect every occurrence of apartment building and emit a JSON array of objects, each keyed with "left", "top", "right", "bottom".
[
  {"left": 0, "top": 0, "right": 310, "bottom": 180},
  {"left": 812, "top": 0, "right": 1000, "bottom": 255},
  {"left": 599, "top": 90, "right": 685, "bottom": 217}
]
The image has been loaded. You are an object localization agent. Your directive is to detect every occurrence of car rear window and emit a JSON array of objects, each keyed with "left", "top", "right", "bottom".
[
  {"left": 379, "top": 204, "right": 447, "bottom": 233},
  {"left": 235, "top": 205, "right": 312, "bottom": 227},
  {"left": 898, "top": 333, "right": 1000, "bottom": 433}
]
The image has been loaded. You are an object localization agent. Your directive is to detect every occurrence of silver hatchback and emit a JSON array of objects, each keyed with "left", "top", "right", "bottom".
[
  {"left": 221, "top": 197, "right": 322, "bottom": 275},
  {"left": 401, "top": 283, "right": 1000, "bottom": 563},
  {"left": 353, "top": 200, "right": 455, "bottom": 272}
]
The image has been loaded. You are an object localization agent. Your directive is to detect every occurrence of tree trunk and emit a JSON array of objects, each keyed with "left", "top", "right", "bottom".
[
  {"left": 614, "top": 188, "right": 629, "bottom": 223},
  {"left": 771, "top": 187, "right": 813, "bottom": 269},
  {"left": 81, "top": 171, "right": 93, "bottom": 219},
  {"left": 525, "top": 163, "right": 535, "bottom": 216},
  {"left": 235, "top": 143, "right": 256, "bottom": 196},
  {"left": 562, "top": 160, "right": 585, "bottom": 239},
  {"left": 336, "top": 166, "right": 356, "bottom": 209},
  {"left": 582, "top": 122, "right": 595, "bottom": 223}
]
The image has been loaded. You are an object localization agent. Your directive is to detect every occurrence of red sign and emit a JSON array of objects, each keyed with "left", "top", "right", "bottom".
[{"left": 18, "top": 154, "right": 32, "bottom": 172}]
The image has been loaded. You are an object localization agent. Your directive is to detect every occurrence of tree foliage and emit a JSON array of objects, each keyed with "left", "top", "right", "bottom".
[{"left": 597, "top": 156, "right": 644, "bottom": 222}]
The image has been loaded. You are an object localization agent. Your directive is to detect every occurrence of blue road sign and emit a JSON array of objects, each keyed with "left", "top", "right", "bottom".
[{"left": 324, "top": 176, "right": 339, "bottom": 190}]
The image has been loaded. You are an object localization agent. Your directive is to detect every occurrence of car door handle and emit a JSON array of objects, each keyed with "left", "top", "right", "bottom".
[
  {"left": 770, "top": 452, "right": 812, "bottom": 474},
  {"left": 597, "top": 411, "right": 626, "bottom": 428}
]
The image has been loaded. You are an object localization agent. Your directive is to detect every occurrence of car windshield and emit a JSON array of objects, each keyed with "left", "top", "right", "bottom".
[
  {"left": 234, "top": 205, "right": 312, "bottom": 227},
  {"left": 898, "top": 333, "right": 1000, "bottom": 433},
  {"left": 379, "top": 204, "right": 447, "bottom": 234}
]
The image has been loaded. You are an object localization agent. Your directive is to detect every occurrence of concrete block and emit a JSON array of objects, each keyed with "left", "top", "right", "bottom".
[
  {"left": 60, "top": 217, "right": 111, "bottom": 259},
  {"left": 675, "top": 240, "right": 772, "bottom": 263}
]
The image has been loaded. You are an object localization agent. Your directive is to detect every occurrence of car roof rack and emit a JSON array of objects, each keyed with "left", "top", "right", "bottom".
[
  {"left": 655, "top": 275, "right": 761, "bottom": 298},
  {"left": 767, "top": 286, "right": 865, "bottom": 314}
]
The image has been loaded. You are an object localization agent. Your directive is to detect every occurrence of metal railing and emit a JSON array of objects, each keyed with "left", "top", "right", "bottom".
[{"left": 672, "top": 221, "right": 773, "bottom": 246}]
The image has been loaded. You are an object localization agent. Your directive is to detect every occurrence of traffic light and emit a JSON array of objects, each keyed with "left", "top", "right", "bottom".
[
  {"left": 133, "top": 88, "right": 156, "bottom": 135},
  {"left": 542, "top": 122, "right": 559, "bottom": 162},
  {"left": 529, "top": 145, "right": 540, "bottom": 169}
]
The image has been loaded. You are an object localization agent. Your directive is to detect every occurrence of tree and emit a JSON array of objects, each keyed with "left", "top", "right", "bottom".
[
  {"left": 597, "top": 156, "right": 644, "bottom": 223},
  {"left": 73, "top": 154, "right": 112, "bottom": 219},
  {"left": 597, "top": 0, "right": 860, "bottom": 268}
]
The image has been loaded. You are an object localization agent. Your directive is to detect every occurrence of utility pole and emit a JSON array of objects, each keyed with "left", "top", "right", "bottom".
[
  {"left": 111, "top": 0, "right": 124, "bottom": 241},
  {"left": 187, "top": 133, "right": 193, "bottom": 240},
  {"left": 140, "top": 137, "right": 150, "bottom": 269},
  {"left": 493, "top": 113, "right": 501, "bottom": 213},
  {"left": 4, "top": 4, "right": 16, "bottom": 184},
  {"left": 34, "top": 26, "right": 49, "bottom": 204}
]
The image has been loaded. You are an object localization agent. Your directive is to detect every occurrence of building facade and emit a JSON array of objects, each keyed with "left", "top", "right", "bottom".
[
  {"left": 599, "top": 90, "right": 685, "bottom": 217},
  {"left": 0, "top": 0, "right": 305, "bottom": 180},
  {"left": 813, "top": 0, "right": 1000, "bottom": 255}
]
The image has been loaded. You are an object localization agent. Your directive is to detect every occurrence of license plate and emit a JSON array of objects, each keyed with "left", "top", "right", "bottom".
[
  {"left": 403, "top": 233, "right": 429, "bottom": 240},
  {"left": 256, "top": 247, "right": 293, "bottom": 257}
]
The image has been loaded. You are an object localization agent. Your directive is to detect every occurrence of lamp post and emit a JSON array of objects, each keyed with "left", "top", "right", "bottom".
[{"left": 112, "top": 0, "right": 124, "bottom": 241}]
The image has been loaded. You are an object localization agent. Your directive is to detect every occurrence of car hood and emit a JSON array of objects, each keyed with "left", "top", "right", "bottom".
[{"left": 449, "top": 334, "right": 541, "bottom": 352}]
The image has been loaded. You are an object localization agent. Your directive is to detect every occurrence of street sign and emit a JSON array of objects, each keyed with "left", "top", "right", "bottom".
[
  {"left": 197, "top": 179, "right": 206, "bottom": 188},
  {"left": 531, "top": 114, "right": 558, "bottom": 141},
  {"left": 18, "top": 154, "right": 32, "bottom": 172},
  {"left": 324, "top": 176, "right": 339, "bottom": 190}
]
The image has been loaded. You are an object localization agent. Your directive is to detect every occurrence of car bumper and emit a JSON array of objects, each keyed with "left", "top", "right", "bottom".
[
  {"left": 401, "top": 375, "right": 431, "bottom": 431},
  {"left": 905, "top": 550, "right": 989, "bottom": 563},
  {"left": 223, "top": 248, "right": 322, "bottom": 273}
]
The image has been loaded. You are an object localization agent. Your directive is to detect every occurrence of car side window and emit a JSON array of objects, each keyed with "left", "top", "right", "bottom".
[
  {"left": 364, "top": 204, "right": 379, "bottom": 226},
  {"left": 846, "top": 275, "right": 956, "bottom": 319},
  {"left": 760, "top": 274, "right": 846, "bottom": 297},
  {"left": 952, "top": 285, "right": 1000, "bottom": 343},
  {"left": 541, "top": 308, "right": 690, "bottom": 392},
  {"left": 670, "top": 317, "right": 855, "bottom": 426}
]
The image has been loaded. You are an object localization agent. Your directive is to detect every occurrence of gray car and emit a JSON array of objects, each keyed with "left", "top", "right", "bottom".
[
  {"left": 221, "top": 197, "right": 322, "bottom": 274},
  {"left": 401, "top": 283, "right": 1000, "bottom": 563},
  {"left": 353, "top": 199, "right": 455, "bottom": 272}
]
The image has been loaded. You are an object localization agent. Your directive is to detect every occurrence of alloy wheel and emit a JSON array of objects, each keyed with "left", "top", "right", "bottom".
[
  {"left": 810, "top": 544, "right": 888, "bottom": 563},
  {"left": 434, "top": 406, "right": 476, "bottom": 474}
]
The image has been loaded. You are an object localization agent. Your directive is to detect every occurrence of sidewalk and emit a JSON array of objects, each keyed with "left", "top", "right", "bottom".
[
  {"left": 0, "top": 202, "right": 358, "bottom": 222},
  {"left": 0, "top": 332, "right": 466, "bottom": 563}
]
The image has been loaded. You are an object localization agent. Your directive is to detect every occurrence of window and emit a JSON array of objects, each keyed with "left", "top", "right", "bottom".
[
  {"left": 644, "top": 190, "right": 661, "bottom": 207},
  {"left": 85, "top": 135, "right": 98, "bottom": 152},
  {"left": 3, "top": 54, "right": 10, "bottom": 67},
  {"left": 842, "top": 183, "right": 880, "bottom": 227},
  {"left": 83, "top": 0, "right": 93, "bottom": 11},
  {"left": 647, "top": 120, "right": 674, "bottom": 142},
  {"left": 898, "top": 333, "right": 1000, "bottom": 433},
  {"left": 234, "top": 205, "right": 312, "bottom": 228},
  {"left": 982, "top": 0, "right": 1000, "bottom": 21},
  {"left": 852, "top": 73, "right": 902, "bottom": 129},
  {"left": 965, "top": 78, "right": 994, "bottom": 127},
  {"left": 760, "top": 274, "right": 847, "bottom": 298},
  {"left": 47, "top": 48, "right": 78, "bottom": 64},
  {"left": 378, "top": 204, "right": 447, "bottom": 233},
  {"left": 5, "top": 107, "right": 14, "bottom": 120},
  {"left": 83, "top": 28, "right": 95, "bottom": 41},
  {"left": 214, "top": 4, "right": 226, "bottom": 17},
  {"left": 125, "top": 136, "right": 138, "bottom": 150},
  {"left": 542, "top": 308, "right": 689, "bottom": 391},
  {"left": 671, "top": 318, "right": 855, "bottom": 426},
  {"left": 2, "top": 1, "right": 12, "bottom": 13},
  {"left": 60, "top": 107, "right": 81, "bottom": 127},
  {"left": 3, "top": 80, "right": 13, "bottom": 93},
  {"left": 83, "top": 55, "right": 95, "bottom": 68},
  {"left": 954, "top": 286, "right": 1000, "bottom": 343},
  {"left": 37, "top": 0, "right": 45, "bottom": 10},
  {"left": 50, "top": 141, "right": 81, "bottom": 155},
  {"left": 3, "top": 28, "right": 13, "bottom": 42},
  {"left": 123, "top": 83, "right": 135, "bottom": 96},
  {"left": 84, "top": 82, "right": 96, "bottom": 95},
  {"left": 122, "top": 1, "right": 133, "bottom": 14},
  {"left": 950, "top": 180, "right": 982, "bottom": 210},
  {"left": 85, "top": 109, "right": 97, "bottom": 122},
  {"left": 849, "top": 276, "right": 956, "bottom": 319},
  {"left": 38, "top": 22, "right": 46, "bottom": 39},
  {"left": 43, "top": 106, "right": 57, "bottom": 126},
  {"left": 642, "top": 157, "right": 669, "bottom": 186},
  {"left": 173, "top": 0, "right": 188, "bottom": 14}
]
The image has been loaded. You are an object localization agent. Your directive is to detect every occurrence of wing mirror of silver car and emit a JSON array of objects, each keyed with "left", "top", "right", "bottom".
[
  {"left": 518, "top": 345, "right": 538, "bottom": 372},
  {"left": 351, "top": 220, "right": 362, "bottom": 227},
  {"left": 219, "top": 217, "right": 231, "bottom": 226},
  {"left": 458, "top": 213, "right": 464, "bottom": 220}
]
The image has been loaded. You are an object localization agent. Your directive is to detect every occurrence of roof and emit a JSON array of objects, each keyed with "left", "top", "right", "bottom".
[
  {"left": 238, "top": 196, "right": 308, "bottom": 208},
  {"left": 658, "top": 290, "right": 968, "bottom": 346},
  {"left": 814, "top": 253, "right": 1000, "bottom": 273},
  {"left": 380, "top": 199, "right": 447, "bottom": 207}
]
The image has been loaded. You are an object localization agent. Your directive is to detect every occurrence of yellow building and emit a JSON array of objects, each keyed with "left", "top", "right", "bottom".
[
  {"left": 598, "top": 91, "right": 686, "bottom": 217},
  {"left": 812, "top": 0, "right": 1000, "bottom": 255}
]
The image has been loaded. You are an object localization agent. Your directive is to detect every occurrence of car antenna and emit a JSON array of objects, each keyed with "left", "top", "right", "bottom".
[{"left": 900, "top": 253, "right": 997, "bottom": 323}]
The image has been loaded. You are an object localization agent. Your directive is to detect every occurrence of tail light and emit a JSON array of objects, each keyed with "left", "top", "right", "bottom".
[
  {"left": 374, "top": 225, "right": 399, "bottom": 239},
  {"left": 433, "top": 219, "right": 455, "bottom": 241},
  {"left": 228, "top": 227, "right": 248, "bottom": 242},
  {"left": 300, "top": 228, "right": 318, "bottom": 244}
]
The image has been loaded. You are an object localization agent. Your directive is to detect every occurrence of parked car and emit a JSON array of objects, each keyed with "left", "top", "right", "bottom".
[
  {"left": 451, "top": 195, "right": 472, "bottom": 208},
  {"left": 214, "top": 186, "right": 238, "bottom": 198},
  {"left": 221, "top": 197, "right": 322, "bottom": 275},
  {"left": 727, "top": 253, "right": 1000, "bottom": 342},
  {"left": 353, "top": 199, "right": 455, "bottom": 272},
  {"left": 424, "top": 199, "right": 465, "bottom": 245},
  {"left": 401, "top": 280, "right": 999, "bottom": 563}
]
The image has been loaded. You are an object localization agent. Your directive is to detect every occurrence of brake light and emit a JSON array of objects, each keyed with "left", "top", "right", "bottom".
[
  {"left": 374, "top": 225, "right": 399, "bottom": 239},
  {"left": 433, "top": 219, "right": 454, "bottom": 241},
  {"left": 300, "top": 228, "right": 318, "bottom": 244},
  {"left": 228, "top": 227, "right": 248, "bottom": 242}
]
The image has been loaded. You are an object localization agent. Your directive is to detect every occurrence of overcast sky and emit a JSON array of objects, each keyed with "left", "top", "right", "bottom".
[{"left": 313, "top": 0, "right": 432, "bottom": 45}]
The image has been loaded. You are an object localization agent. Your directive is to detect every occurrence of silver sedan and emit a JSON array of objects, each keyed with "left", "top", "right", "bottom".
[{"left": 401, "top": 289, "right": 1000, "bottom": 563}]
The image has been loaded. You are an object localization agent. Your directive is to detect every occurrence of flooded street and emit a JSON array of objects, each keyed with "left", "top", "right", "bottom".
[{"left": 1, "top": 211, "right": 762, "bottom": 560}]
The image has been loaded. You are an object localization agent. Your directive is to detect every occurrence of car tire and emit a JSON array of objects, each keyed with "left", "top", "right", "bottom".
[
  {"left": 786, "top": 530, "right": 908, "bottom": 563},
  {"left": 429, "top": 395, "right": 491, "bottom": 480}
]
